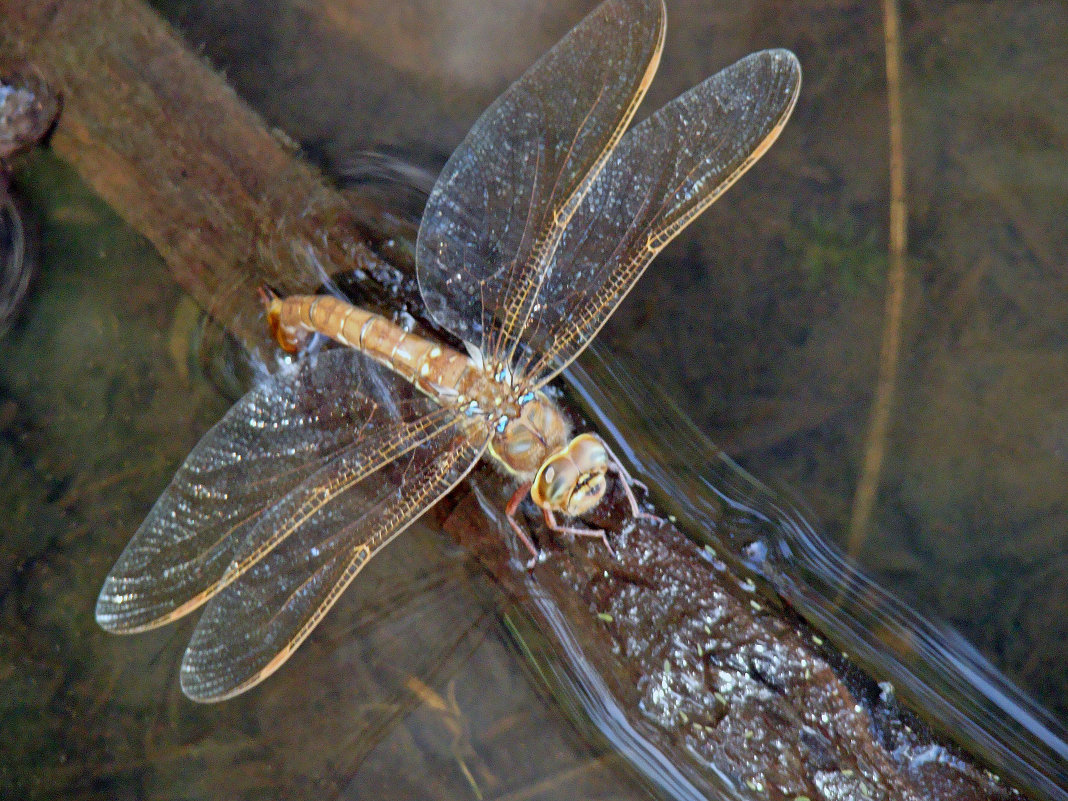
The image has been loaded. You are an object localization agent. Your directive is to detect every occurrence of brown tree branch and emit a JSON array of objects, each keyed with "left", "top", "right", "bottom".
[{"left": 0, "top": 0, "right": 386, "bottom": 350}]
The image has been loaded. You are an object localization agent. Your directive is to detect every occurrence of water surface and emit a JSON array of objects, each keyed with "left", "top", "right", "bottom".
[{"left": 2, "top": 0, "right": 1066, "bottom": 798}]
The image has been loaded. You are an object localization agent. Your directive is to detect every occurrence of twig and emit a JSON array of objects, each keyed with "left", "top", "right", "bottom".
[{"left": 848, "top": 0, "right": 910, "bottom": 555}]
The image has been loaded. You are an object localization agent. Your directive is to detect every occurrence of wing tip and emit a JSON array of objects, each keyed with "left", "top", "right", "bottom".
[
  {"left": 95, "top": 578, "right": 138, "bottom": 634},
  {"left": 179, "top": 665, "right": 236, "bottom": 704},
  {"left": 93, "top": 596, "right": 164, "bottom": 635},
  {"left": 180, "top": 633, "right": 292, "bottom": 703},
  {"left": 95, "top": 573, "right": 212, "bottom": 634},
  {"left": 750, "top": 48, "right": 803, "bottom": 91}
]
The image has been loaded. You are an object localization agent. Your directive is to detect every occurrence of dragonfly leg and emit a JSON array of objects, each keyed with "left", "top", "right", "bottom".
[
  {"left": 543, "top": 508, "right": 615, "bottom": 559},
  {"left": 600, "top": 438, "right": 659, "bottom": 523},
  {"left": 506, "top": 481, "right": 543, "bottom": 568}
]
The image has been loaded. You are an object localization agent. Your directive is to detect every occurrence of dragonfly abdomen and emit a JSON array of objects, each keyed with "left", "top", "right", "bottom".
[{"left": 267, "top": 294, "right": 473, "bottom": 401}]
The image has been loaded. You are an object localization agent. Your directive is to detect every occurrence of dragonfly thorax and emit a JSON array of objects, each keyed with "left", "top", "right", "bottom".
[{"left": 487, "top": 390, "right": 571, "bottom": 479}]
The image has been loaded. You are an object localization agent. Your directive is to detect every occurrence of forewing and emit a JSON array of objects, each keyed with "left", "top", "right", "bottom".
[
  {"left": 416, "top": 0, "right": 664, "bottom": 364},
  {"left": 95, "top": 349, "right": 456, "bottom": 633},
  {"left": 180, "top": 425, "right": 488, "bottom": 702},
  {"left": 518, "top": 49, "right": 801, "bottom": 385}
]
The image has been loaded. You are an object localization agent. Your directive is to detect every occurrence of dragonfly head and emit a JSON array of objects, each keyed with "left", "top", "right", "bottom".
[{"left": 530, "top": 433, "right": 609, "bottom": 517}]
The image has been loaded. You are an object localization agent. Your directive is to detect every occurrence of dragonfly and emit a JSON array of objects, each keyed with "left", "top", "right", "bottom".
[{"left": 95, "top": 0, "right": 801, "bottom": 703}]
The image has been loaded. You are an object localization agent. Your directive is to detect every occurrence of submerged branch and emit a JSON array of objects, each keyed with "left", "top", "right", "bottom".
[
  {"left": 848, "top": 0, "right": 911, "bottom": 553},
  {"left": 0, "top": 0, "right": 394, "bottom": 352}
]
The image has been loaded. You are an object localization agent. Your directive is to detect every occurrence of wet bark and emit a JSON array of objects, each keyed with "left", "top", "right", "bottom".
[
  {"left": 0, "top": 0, "right": 1032, "bottom": 799},
  {"left": 435, "top": 488, "right": 1020, "bottom": 801},
  {"left": 0, "top": 0, "right": 403, "bottom": 353}
]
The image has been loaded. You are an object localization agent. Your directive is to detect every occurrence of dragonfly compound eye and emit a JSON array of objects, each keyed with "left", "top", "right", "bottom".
[
  {"left": 531, "top": 456, "right": 580, "bottom": 511},
  {"left": 565, "top": 471, "right": 607, "bottom": 516},
  {"left": 567, "top": 434, "right": 609, "bottom": 473},
  {"left": 531, "top": 434, "right": 610, "bottom": 516}
]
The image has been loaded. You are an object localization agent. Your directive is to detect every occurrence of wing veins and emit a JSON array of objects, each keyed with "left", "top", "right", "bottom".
[
  {"left": 492, "top": 44, "right": 662, "bottom": 369},
  {"left": 222, "top": 405, "right": 460, "bottom": 583},
  {"left": 134, "top": 405, "right": 461, "bottom": 633},
  {"left": 524, "top": 51, "right": 801, "bottom": 385},
  {"left": 183, "top": 431, "right": 488, "bottom": 701},
  {"left": 417, "top": 0, "right": 667, "bottom": 361}
]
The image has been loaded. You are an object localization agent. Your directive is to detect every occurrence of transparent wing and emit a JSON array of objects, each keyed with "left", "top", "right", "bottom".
[
  {"left": 513, "top": 49, "right": 802, "bottom": 386},
  {"left": 416, "top": 0, "right": 665, "bottom": 367},
  {"left": 180, "top": 425, "right": 488, "bottom": 702},
  {"left": 95, "top": 348, "right": 465, "bottom": 633}
]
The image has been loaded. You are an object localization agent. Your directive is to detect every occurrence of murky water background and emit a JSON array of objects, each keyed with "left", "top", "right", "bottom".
[{"left": 2, "top": 0, "right": 1066, "bottom": 798}]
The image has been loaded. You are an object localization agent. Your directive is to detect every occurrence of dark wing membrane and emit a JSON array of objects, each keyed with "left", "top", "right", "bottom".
[
  {"left": 516, "top": 50, "right": 801, "bottom": 386},
  {"left": 180, "top": 426, "right": 488, "bottom": 702},
  {"left": 416, "top": 0, "right": 664, "bottom": 366},
  {"left": 95, "top": 349, "right": 462, "bottom": 633}
]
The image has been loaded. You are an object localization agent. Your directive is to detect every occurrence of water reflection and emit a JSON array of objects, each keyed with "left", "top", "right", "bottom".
[{"left": 565, "top": 343, "right": 1068, "bottom": 800}]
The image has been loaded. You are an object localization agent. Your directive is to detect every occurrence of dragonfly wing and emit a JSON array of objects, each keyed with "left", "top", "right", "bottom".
[
  {"left": 416, "top": 0, "right": 664, "bottom": 365},
  {"left": 518, "top": 49, "right": 801, "bottom": 385},
  {"left": 95, "top": 348, "right": 457, "bottom": 633},
  {"left": 180, "top": 426, "right": 488, "bottom": 702}
]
